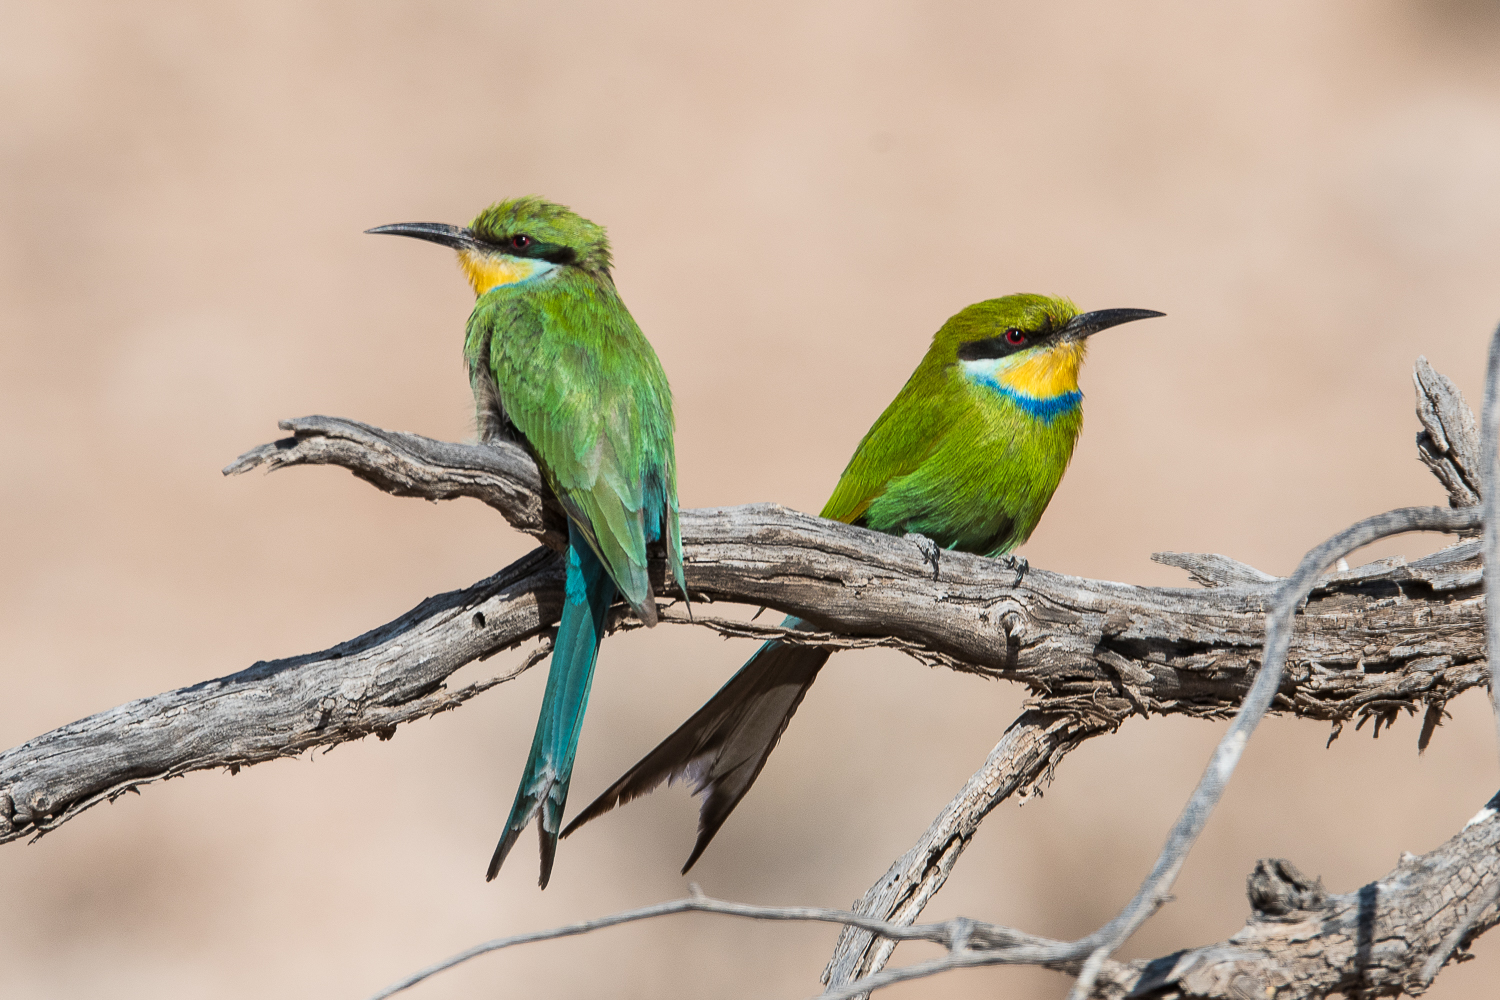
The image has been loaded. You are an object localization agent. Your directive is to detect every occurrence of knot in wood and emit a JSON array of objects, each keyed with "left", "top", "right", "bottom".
[
  {"left": 1101, "top": 609, "right": 1133, "bottom": 638},
  {"left": 24, "top": 789, "right": 52, "bottom": 820},
  {"left": 1247, "top": 858, "right": 1328, "bottom": 917},
  {"left": 996, "top": 606, "right": 1026, "bottom": 644}
]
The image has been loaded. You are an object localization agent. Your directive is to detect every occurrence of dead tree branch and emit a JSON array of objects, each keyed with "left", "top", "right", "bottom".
[
  {"left": 822, "top": 711, "right": 1110, "bottom": 988},
  {"left": 0, "top": 415, "right": 1487, "bottom": 844},
  {"left": 820, "top": 346, "right": 1495, "bottom": 994},
  {"left": 364, "top": 784, "right": 1500, "bottom": 1000},
  {"left": 2, "top": 348, "right": 1495, "bottom": 1000}
]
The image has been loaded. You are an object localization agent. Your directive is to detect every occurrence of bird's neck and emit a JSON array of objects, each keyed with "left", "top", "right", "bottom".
[
  {"left": 960, "top": 341, "right": 1085, "bottom": 423},
  {"left": 458, "top": 249, "right": 558, "bottom": 295}
]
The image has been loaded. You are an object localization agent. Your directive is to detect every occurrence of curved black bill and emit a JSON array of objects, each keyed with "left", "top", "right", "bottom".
[
  {"left": 1062, "top": 308, "right": 1165, "bottom": 339},
  {"left": 365, "top": 221, "right": 481, "bottom": 252}
]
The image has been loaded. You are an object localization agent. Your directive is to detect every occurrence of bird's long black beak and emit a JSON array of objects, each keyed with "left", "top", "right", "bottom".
[
  {"left": 365, "top": 221, "right": 483, "bottom": 252},
  {"left": 1062, "top": 308, "right": 1165, "bottom": 339}
]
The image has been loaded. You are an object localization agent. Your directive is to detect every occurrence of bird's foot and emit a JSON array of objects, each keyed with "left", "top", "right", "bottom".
[
  {"left": 1000, "top": 554, "right": 1028, "bottom": 587},
  {"left": 904, "top": 533, "right": 941, "bottom": 580}
]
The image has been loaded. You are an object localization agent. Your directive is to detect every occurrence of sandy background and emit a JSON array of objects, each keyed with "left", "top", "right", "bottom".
[{"left": 4, "top": 3, "right": 1500, "bottom": 997}]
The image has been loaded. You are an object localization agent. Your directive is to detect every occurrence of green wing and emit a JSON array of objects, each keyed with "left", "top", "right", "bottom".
[
  {"left": 820, "top": 360, "right": 955, "bottom": 525},
  {"left": 821, "top": 359, "right": 1082, "bottom": 557},
  {"left": 467, "top": 272, "right": 685, "bottom": 621}
]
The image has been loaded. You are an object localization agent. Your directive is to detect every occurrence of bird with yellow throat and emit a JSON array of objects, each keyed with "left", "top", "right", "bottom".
[
  {"left": 562, "top": 294, "right": 1163, "bottom": 871},
  {"left": 370, "top": 197, "right": 685, "bottom": 887}
]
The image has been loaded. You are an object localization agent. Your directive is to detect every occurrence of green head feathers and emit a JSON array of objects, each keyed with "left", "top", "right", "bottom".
[
  {"left": 935, "top": 294, "right": 1080, "bottom": 353},
  {"left": 468, "top": 197, "right": 612, "bottom": 273},
  {"left": 919, "top": 294, "right": 1163, "bottom": 408},
  {"left": 932, "top": 294, "right": 1162, "bottom": 367},
  {"left": 366, "top": 196, "right": 613, "bottom": 296},
  {"left": 822, "top": 294, "right": 1162, "bottom": 551}
]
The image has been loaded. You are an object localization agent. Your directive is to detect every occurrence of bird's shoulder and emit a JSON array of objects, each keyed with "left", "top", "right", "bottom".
[
  {"left": 819, "top": 365, "right": 972, "bottom": 524},
  {"left": 470, "top": 270, "right": 676, "bottom": 512}
]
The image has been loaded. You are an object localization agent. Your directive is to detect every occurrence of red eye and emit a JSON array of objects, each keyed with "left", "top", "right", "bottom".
[
  {"left": 1004, "top": 328, "right": 1026, "bottom": 346},
  {"left": 510, "top": 234, "right": 532, "bottom": 250}
]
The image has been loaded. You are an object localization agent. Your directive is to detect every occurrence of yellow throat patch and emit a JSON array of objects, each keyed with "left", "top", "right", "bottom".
[
  {"left": 458, "top": 249, "right": 553, "bottom": 295},
  {"left": 996, "top": 340, "right": 1087, "bottom": 398}
]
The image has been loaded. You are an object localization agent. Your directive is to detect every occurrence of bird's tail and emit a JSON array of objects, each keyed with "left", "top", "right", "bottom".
[
  {"left": 561, "top": 617, "right": 830, "bottom": 873},
  {"left": 488, "top": 524, "right": 615, "bottom": 887}
]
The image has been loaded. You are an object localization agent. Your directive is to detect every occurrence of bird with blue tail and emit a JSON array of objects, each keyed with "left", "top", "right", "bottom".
[
  {"left": 561, "top": 294, "right": 1162, "bottom": 872},
  {"left": 369, "top": 197, "right": 686, "bottom": 888}
]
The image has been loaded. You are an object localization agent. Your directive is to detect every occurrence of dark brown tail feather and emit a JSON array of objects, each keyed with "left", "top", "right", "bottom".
[{"left": 561, "top": 621, "right": 831, "bottom": 871}]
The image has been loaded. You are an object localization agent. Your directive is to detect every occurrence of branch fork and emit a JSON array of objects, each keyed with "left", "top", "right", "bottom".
[{"left": 4, "top": 340, "right": 1498, "bottom": 1000}]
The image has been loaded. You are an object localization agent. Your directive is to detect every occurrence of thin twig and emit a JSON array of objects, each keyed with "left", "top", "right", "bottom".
[
  {"left": 363, "top": 895, "right": 1052, "bottom": 1000},
  {"left": 368, "top": 776, "right": 1500, "bottom": 1000},
  {"left": 367, "top": 501, "right": 1483, "bottom": 1000},
  {"left": 1062, "top": 503, "right": 1482, "bottom": 1000},
  {"left": 821, "top": 711, "right": 1107, "bottom": 992}
]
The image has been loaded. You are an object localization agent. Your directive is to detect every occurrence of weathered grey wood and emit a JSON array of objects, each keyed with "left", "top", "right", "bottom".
[
  {"left": 1068, "top": 505, "right": 1484, "bottom": 1000},
  {"left": 1415, "top": 356, "right": 1483, "bottom": 513},
  {"left": 820, "top": 354, "right": 1498, "bottom": 996},
  {"left": 223, "top": 415, "right": 570, "bottom": 550},
  {"left": 0, "top": 547, "right": 564, "bottom": 840},
  {"left": 1085, "top": 789, "right": 1500, "bottom": 999},
  {"left": 822, "top": 711, "right": 1110, "bottom": 992},
  {"left": 1, "top": 416, "right": 1489, "bottom": 845},
  {"left": 362, "top": 783, "right": 1500, "bottom": 1000},
  {"left": 812, "top": 505, "right": 1488, "bottom": 1000},
  {"left": 2, "top": 349, "right": 1492, "bottom": 1000},
  {"left": 1150, "top": 550, "right": 1281, "bottom": 587}
]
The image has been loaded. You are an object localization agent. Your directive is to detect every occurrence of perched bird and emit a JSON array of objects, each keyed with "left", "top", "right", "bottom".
[
  {"left": 562, "top": 294, "right": 1162, "bottom": 872},
  {"left": 369, "top": 198, "right": 685, "bottom": 887}
]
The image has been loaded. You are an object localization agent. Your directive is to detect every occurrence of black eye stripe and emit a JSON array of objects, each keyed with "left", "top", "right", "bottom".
[
  {"left": 958, "top": 334, "right": 1033, "bottom": 361},
  {"left": 488, "top": 236, "right": 578, "bottom": 267},
  {"left": 956, "top": 318, "right": 1057, "bottom": 362}
]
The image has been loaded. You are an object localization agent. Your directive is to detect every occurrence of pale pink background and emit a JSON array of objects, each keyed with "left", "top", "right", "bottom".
[{"left": 4, "top": 3, "right": 1500, "bottom": 997}]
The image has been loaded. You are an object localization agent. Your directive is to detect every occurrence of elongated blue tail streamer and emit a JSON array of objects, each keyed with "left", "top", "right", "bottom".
[{"left": 487, "top": 523, "right": 615, "bottom": 886}]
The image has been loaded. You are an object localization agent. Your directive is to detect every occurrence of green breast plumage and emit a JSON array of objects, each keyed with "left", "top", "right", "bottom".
[{"left": 822, "top": 348, "right": 1084, "bottom": 559}]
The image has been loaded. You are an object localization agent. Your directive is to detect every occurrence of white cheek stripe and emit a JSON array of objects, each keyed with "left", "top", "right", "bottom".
[
  {"left": 959, "top": 356, "right": 1017, "bottom": 382},
  {"left": 959, "top": 356, "right": 1082, "bottom": 423},
  {"left": 488, "top": 258, "right": 557, "bottom": 291}
]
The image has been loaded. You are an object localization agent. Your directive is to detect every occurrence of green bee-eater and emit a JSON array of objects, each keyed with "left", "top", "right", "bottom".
[
  {"left": 369, "top": 197, "right": 686, "bottom": 888},
  {"left": 562, "top": 295, "right": 1162, "bottom": 872}
]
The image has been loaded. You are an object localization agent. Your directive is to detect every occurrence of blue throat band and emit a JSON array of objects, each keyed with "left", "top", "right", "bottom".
[{"left": 970, "top": 376, "right": 1082, "bottom": 423}]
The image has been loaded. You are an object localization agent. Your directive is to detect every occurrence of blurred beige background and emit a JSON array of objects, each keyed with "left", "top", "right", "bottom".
[{"left": 3, "top": 2, "right": 1500, "bottom": 997}]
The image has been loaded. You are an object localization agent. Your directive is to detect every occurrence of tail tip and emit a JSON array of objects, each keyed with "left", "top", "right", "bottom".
[
  {"left": 485, "top": 845, "right": 506, "bottom": 882},
  {"left": 681, "top": 839, "right": 709, "bottom": 875}
]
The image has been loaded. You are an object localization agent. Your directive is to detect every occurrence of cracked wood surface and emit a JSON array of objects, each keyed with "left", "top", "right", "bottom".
[
  {"left": 0, "top": 415, "right": 1489, "bottom": 847},
  {"left": 1084, "top": 790, "right": 1500, "bottom": 999},
  {"left": 813, "top": 354, "right": 1496, "bottom": 997}
]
